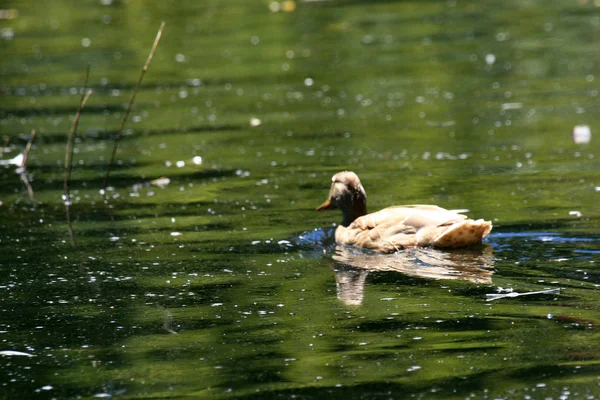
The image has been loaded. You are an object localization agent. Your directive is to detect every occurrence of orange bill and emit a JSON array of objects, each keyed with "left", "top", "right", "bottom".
[{"left": 316, "top": 199, "right": 333, "bottom": 211}]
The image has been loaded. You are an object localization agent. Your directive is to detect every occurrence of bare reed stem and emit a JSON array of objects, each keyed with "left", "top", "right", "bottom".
[
  {"left": 21, "top": 129, "right": 36, "bottom": 168},
  {"left": 64, "top": 89, "right": 93, "bottom": 200},
  {"left": 103, "top": 21, "right": 166, "bottom": 190}
]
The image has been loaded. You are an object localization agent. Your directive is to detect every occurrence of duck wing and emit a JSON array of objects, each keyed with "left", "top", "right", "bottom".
[
  {"left": 352, "top": 205, "right": 467, "bottom": 230},
  {"left": 336, "top": 219, "right": 418, "bottom": 253},
  {"left": 338, "top": 205, "right": 491, "bottom": 252}
]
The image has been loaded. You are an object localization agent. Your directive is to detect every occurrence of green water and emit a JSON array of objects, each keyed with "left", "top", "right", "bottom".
[{"left": 1, "top": 0, "right": 600, "bottom": 399}]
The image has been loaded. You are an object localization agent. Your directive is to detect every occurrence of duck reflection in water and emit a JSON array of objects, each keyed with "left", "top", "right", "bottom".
[{"left": 331, "top": 245, "right": 495, "bottom": 306}]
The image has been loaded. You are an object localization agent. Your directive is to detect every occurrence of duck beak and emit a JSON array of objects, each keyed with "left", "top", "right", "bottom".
[{"left": 316, "top": 199, "right": 334, "bottom": 211}]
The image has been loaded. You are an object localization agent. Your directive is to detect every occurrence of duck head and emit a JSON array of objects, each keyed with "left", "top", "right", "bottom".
[{"left": 317, "top": 171, "right": 368, "bottom": 227}]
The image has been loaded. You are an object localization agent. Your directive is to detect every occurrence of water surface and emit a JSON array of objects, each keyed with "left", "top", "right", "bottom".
[{"left": 1, "top": 0, "right": 600, "bottom": 399}]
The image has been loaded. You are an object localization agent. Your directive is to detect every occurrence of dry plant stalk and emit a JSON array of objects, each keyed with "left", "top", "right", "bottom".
[
  {"left": 103, "top": 21, "right": 166, "bottom": 190},
  {"left": 64, "top": 89, "right": 93, "bottom": 201},
  {"left": 64, "top": 65, "right": 91, "bottom": 200},
  {"left": 21, "top": 129, "right": 36, "bottom": 168}
]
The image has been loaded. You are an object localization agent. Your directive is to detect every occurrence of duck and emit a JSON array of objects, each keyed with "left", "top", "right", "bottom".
[{"left": 317, "top": 171, "right": 492, "bottom": 253}]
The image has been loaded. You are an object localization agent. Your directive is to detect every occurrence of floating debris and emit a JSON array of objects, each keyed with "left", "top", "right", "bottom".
[
  {"left": 426, "top": 120, "right": 456, "bottom": 127},
  {"left": 0, "top": 9, "right": 19, "bottom": 20},
  {"left": 0, "top": 350, "right": 34, "bottom": 357},
  {"left": 269, "top": 1, "right": 297, "bottom": 12},
  {"left": 192, "top": 156, "right": 203, "bottom": 165},
  {"left": 572, "top": 125, "right": 591, "bottom": 144},
  {"left": 501, "top": 102, "right": 523, "bottom": 110},
  {"left": 250, "top": 117, "right": 262, "bottom": 127},
  {"left": 0, "top": 152, "right": 23, "bottom": 166},
  {"left": 151, "top": 177, "right": 171, "bottom": 188},
  {"left": 569, "top": 210, "right": 582, "bottom": 218},
  {"left": 486, "top": 288, "right": 560, "bottom": 301}
]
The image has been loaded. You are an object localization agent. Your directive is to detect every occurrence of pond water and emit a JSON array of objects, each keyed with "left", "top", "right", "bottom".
[{"left": 1, "top": 0, "right": 600, "bottom": 399}]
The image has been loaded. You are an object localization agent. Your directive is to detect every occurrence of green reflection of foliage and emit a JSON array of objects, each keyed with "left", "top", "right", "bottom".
[{"left": 1, "top": 0, "right": 600, "bottom": 399}]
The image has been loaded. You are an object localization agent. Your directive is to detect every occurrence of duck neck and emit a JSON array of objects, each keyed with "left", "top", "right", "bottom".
[{"left": 341, "top": 202, "right": 367, "bottom": 227}]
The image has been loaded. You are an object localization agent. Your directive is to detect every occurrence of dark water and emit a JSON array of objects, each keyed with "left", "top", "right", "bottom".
[{"left": 1, "top": 0, "right": 600, "bottom": 399}]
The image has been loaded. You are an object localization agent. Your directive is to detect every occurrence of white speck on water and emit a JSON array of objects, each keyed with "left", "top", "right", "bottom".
[
  {"left": 211, "top": 303, "right": 223, "bottom": 307},
  {"left": 304, "top": 77, "right": 314, "bottom": 87},
  {"left": 109, "top": 236, "right": 120, "bottom": 241},
  {"left": 501, "top": 102, "right": 522, "bottom": 110},
  {"left": 250, "top": 117, "right": 262, "bottom": 127},
  {"left": 81, "top": 38, "right": 91, "bottom": 47},
  {"left": 569, "top": 211, "right": 582, "bottom": 217},
  {"left": 175, "top": 53, "right": 186, "bottom": 63},
  {"left": 176, "top": 160, "right": 185, "bottom": 168},
  {"left": 269, "top": 1, "right": 280, "bottom": 12},
  {"left": 170, "top": 232, "right": 182, "bottom": 237},
  {"left": 192, "top": 156, "right": 203, "bottom": 165},
  {"left": 407, "top": 365, "right": 421, "bottom": 372},
  {"left": 1, "top": 28, "right": 15, "bottom": 40},
  {"left": 572, "top": 125, "right": 591, "bottom": 144},
  {"left": 485, "top": 53, "right": 496, "bottom": 65}
]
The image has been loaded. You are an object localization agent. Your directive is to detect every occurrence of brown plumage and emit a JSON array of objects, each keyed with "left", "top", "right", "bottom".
[{"left": 317, "top": 171, "right": 492, "bottom": 253}]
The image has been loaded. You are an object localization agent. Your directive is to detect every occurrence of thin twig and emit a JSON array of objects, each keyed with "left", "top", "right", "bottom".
[
  {"left": 64, "top": 66, "right": 91, "bottom": 199},
  {"left": 65, "top": 204, "right": 76, "bottom": 247},
  {"left": 63, "top": 65, "right": 91, "bottom": 248},
  {"left": 64, "top": 89, "right": 93, "bottom": 201},
  {"left": 103, "top": 21, "right": 166, "bottom": 190},
  {"left": 19, "top": 171, "right": 35, "bottom": 203},
  {"left": 21, "top": 129, "right": 36, "bottom": 168}
]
